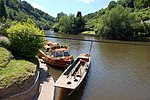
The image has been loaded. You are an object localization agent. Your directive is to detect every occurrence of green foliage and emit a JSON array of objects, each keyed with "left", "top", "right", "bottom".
[
  {"left": 84, "top": 0, "right": 150, "bottom": 40},
  {"left": 0, "top": 24, "right": 6, "bottom": 36},
  {"left": 108, "top": 1, "right": 117, "bottom": 10},
  {"left": 0, "top": 47, "right": 12, "bottom": 68},
  {"left": 116, "top": 0, "right": 149, "bottom": 9},
  {"left": 0, "top": 36, "right": 10, "bottom": 49},
  {"left": 0, "top": 59, "right": 36, "bottom": 88},
  {"left": 75, "top": 11, "right": 85, "bottom": 33},
  {"left": 0, "top": 0, "right": 7, "bottom": 20},
  {"left": 134, "top": 0, "right": 150, "bottom": 9},
  {"left": 2, "top": 0, "right": 54, "bottom": 29},
  {"left": 117, "top": 0, "right": 134, "bottom": 8},
  {"left": 96, "top": 6, "right": 134, "bottom": 39},
  {"left": 84, "top": 9, "right": 106, "bottom": 31},
  {"left": 53, "top": 23, "right": 59, "bottom": 32},
  {"left": 68, "top": 14, "right": 77, "bottom": 33},
  {"left": 7, "top": 21, "right": 45, "bottom": 58},
  {"left": 55, "top": 12, "right": 67, "bottom": 23},
  {"left": 59, "top": 15, "right": 70, "bottom": 33},
  {"left": 131, "top": 21, "right": 145, "bottom": 36},
  {"left": 143, "top": 23, "right": 150, "bottom": 36},
  {"left": 54, "top": 12, "right": 85, "bottom": 34},
  {"left": 134, "top": 8, "right": 150, "bottom": 21}
]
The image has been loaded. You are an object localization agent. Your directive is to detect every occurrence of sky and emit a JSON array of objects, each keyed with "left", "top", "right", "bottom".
[{"left": 23, "top": 0, "right": 117, "bottom": 17}]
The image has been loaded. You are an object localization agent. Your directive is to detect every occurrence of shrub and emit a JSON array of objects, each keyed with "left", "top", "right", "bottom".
[
  {"left": 7, "top": 22, "right": 45, "bottom": 58},
  {"left": 0, "top": 47, "right": 12, "bottom": 68},
  {"left": 0, "top": 36, "right": 10, "bottom": 49},
  {"left": 0, "top": 24, "right": 8, "bottom": 36}
]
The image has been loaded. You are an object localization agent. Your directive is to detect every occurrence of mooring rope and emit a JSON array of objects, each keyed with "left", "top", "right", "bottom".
[
  {"left": 35, "top": 35, "right": 150, "bottom": 46},
  {"left": 89, "top": 41, "right": 93, "bottom": 55}
]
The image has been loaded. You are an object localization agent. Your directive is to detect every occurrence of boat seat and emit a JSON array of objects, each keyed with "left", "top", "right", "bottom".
[
  {"left": 67, "top": 81, "right": 71, "bottom": 84},
  {"left": 74, "top": 79, "right": 78, "bottom": 82},
  {"left": 85, "top": 68, "right": 88, "bottom": 71},
  {"left": 80, "top": 59, "right": 87, "bottom": 63},
  {"left": 76, "top": 75, "right": 81, "bottom": 77}
]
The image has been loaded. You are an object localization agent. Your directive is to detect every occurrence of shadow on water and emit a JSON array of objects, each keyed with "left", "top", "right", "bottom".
[{"left": 48, "top": 64, "right": 66, "bottom": 71}]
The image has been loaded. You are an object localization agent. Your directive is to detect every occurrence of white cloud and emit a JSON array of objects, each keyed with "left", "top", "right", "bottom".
[
  {"left": 78, "top": 0, "right": 94, "bottom": 3},
  {"left": 31, "top": 3, "right": 43, "bottom": 10}
]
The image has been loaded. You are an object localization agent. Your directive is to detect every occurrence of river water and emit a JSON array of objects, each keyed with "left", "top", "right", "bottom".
[{"left": 45, "top": 31, "right": 150, "bottom": 100}]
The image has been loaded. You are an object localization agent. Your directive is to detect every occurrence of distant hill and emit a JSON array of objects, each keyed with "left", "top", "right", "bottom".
[{"left": 1, "top": 0, "right": 55, "bottom": 29}]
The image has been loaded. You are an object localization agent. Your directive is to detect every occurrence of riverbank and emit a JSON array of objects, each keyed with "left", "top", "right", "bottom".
[
  {"left": 80, "top": 31, "right": 97, "bottom": 36},
  {"left": 50, "top": 31, "right": 150, "bottom": 44},
  {"left": 45, "top": 31, "right": 150, "bottom": 46}
]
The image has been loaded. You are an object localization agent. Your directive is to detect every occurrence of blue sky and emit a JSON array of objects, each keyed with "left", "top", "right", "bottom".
[{"left": 23, "top": 0, "right": 117, "bottom": 17}]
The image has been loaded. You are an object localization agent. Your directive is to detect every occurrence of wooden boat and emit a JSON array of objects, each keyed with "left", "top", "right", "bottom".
[
  {"left": 38, "top": 41, "right": 73, "bottom": 67},
  {"left": 54, "top": 54, "right": 90, "bottom": 90},
  {"left": 38, "top": 41, "right": 59, "bottom": 58},
  {"left": 44, "top": 41, "right": 59, "bottom": 50}
]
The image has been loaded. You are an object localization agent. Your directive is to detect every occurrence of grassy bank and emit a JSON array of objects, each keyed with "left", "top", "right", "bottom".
[
  {"left": 80, "top": 31, "right": 96, "bottom": 35},
  {"left": 0, "top": 60, "right": 36, "bottom": 89},
  {"left": 0, "top": 47, "right": 37, "bottom": 89},
  {"left": 0, "top": 47, "right": 11, "bottom": 68}
]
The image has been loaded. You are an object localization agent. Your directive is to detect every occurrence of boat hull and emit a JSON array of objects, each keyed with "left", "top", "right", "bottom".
[
  {"left": 45, "top": 55, "right": 73, "bottom": 67},
  {"left": 54, "top": 54, "right": 91, "bottom": 90},
  {"left": 38, "top": 50, "right": 73, "bottom": 67}
]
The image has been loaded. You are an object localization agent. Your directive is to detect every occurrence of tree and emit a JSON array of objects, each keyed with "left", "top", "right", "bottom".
[
  {"left": 108, "top": 1, "right": 117, "bottom": 10},
  {"left": 53, "top": 23, "right": 59, "bottom": 32},
  {"left": 143, "top": 23, "right": 150, "bottom": 36},
  {"left": 54, "top": 11, "right": 85, "bottom": 34},
  {"left": 58, "top": 15, "right": 70, "bottom": 33},
  {"left": 117, "top": 0, "right": 134, "bottom": 8},
  {"left": 68, "top": 14, "right": 76, "bottom": 33},
  {"left": 55, "top": 12, "right": 67, "bottom": 22},
  {"left": 96, "top": 6, "right": 134, "bottom": 40},
  {"left": 7, "top": 21, "right": 45, "bottom": 58},
  {"left": 134, "top": 0, "right": 150, "bottom": 9},
  {"left": 0, "top": 0, "right": 7, "bottom": 21},
  {"left": 15, "top": 12, "right": 28, "bottom": 22},
  {"left": 75, "top": 11, "right": 85, "bottom": 33},
  {"left": 117, "top": 0, "right": 128, "bottom": 7}
]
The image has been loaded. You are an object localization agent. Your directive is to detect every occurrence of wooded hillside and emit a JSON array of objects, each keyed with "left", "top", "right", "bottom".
[
  {"left": 0, "top": 0, "right": 55, "bottom": 29},
  {"left": 84, "top": 0, "right": 150, "bottom": 40}
]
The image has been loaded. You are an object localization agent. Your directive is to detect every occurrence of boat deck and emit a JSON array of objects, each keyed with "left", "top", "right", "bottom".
[
  {"left": 54, "top": 54, "right": 90, "bottom": 90},
  {"left": 54, "top": 64, "right": 87, "bottom": 89}
]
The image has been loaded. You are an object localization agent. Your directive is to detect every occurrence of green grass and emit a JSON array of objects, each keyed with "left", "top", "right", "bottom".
[
  {"left": 0, "top": 59, "right": 36, "bottom": 89},
  {"left": 0, "top": 47, "right": 11, "bottom": 68},
  {"left": 81, "top": 31, "right": 96, "bottom": 35}
]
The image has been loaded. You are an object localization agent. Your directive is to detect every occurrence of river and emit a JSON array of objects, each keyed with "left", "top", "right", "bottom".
[{"left": 45, "top": 30, "right": 150, "bottom": 100}]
